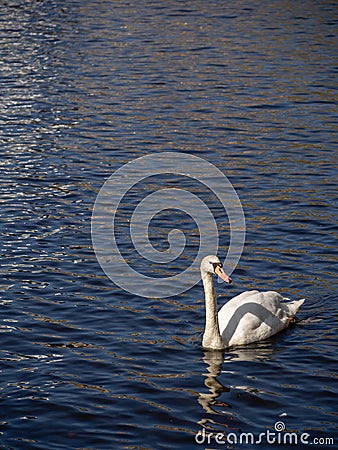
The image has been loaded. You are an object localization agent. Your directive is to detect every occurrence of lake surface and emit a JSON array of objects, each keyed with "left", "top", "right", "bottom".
[{"left": 0, "top": 0, "right": 337, "bottom": 449}]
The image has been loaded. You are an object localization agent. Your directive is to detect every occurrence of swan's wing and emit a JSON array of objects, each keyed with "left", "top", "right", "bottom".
[
  {"left": 280, "top": 298, "right": 305, "bottom": 317},
  {"left": 218, "top": 290, "right": 281, "bottom": 329},
  {"left": 218, "top": 290, "right": 305, "bottom": 347},
  {"left": 259, "top": 291, "right": 305, "bottom": 319}
]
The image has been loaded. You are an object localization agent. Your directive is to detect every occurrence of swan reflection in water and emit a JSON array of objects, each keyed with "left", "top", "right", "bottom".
[
  {"left": 198, "top": 350, "right": 228, "bottom": 415},
  {"left": 198, "top": 343, "right": 278, "bottom": 433}
]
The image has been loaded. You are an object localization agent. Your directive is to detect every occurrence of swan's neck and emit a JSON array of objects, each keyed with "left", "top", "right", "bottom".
[{"left": 202, "top": 273, "right": 225, "bottom": 350}]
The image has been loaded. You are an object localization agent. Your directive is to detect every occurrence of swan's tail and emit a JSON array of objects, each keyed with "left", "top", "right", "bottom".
[{"left": 284, "top": 298, "right": 305, "bottom": 317}]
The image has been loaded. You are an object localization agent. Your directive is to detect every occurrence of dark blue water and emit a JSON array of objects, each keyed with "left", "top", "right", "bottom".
[{"left": 1, "top": 1, "right": 337, "bottom": 449}]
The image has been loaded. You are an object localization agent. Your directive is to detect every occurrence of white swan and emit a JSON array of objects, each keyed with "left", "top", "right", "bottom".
[{"left": 201, "top": 255, "right": 305, "bottom": 350}]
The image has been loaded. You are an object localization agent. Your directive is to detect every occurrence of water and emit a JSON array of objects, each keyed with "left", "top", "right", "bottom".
[{"left": 1, "top": 0, "right": 337, "bottom": 449}]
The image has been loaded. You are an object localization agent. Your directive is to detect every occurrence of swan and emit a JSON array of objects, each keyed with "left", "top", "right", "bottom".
[{"left": 201, "top": 255, "right": 305, "bottom": 350}]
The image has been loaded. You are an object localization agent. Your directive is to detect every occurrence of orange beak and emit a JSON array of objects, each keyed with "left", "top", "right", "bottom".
[{"left": 215, "top": 265, "right": 232, "bottom": 284}]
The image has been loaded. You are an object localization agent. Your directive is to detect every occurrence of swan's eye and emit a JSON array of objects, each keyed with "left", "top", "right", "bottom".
[{"left": 211, "top": 262, "right": 223, "bottom": 270}]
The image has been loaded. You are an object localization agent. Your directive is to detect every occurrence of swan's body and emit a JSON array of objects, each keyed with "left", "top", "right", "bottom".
[{"left": 201, "top": 255, "right": 305, "bottom": 350}]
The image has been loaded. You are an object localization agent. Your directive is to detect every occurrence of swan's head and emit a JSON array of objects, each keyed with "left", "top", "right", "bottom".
[{"left": 200, "top": 255, "right": 232, "bottom": 283}]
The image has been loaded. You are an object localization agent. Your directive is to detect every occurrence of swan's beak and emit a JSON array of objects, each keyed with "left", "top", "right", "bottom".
[{"left": 215, "top": 266, "right": 232, "bottom": 283}]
